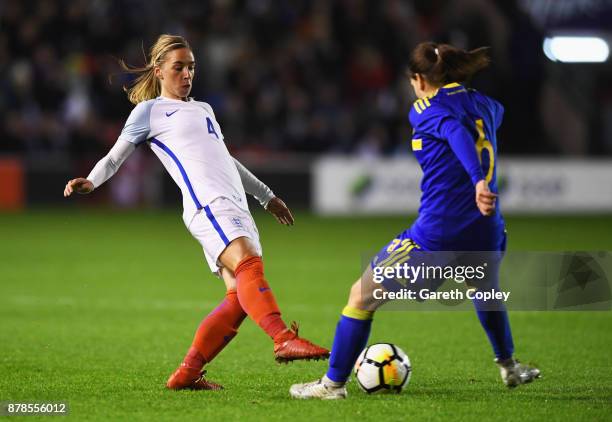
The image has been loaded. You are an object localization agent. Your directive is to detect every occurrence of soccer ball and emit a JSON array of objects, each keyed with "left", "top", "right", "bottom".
[{"left": 354, "top": 343, "right": 411, "bottom": 394}]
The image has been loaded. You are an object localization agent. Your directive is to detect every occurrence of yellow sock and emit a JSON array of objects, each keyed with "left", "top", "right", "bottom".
[{"left": 341, "top": 306, "right": 374, "bottom": 321}]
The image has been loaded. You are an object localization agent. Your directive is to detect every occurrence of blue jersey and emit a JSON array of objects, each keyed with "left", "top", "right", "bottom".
[{"left": 408, "top": 83, "right": 505, "bottom": 251}]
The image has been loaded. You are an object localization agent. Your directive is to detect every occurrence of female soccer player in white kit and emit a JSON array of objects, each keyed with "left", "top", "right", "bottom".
[{"left": 64, "top": 34, "right": 329, "bottom": 390}]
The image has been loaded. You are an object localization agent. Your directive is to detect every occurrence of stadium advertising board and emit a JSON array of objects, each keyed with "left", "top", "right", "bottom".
[{"left": 314, "top": 157, "right": 612, "bottom": 214}]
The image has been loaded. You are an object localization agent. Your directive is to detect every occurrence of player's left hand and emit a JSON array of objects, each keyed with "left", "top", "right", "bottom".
[
  {"left": 475, "top": 179, "right": 497, "bottom": 217},
  {"left": 266, "top": 197, "right": 295, "bottom": 226}
]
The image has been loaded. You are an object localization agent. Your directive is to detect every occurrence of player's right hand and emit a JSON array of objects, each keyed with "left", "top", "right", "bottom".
[
  {"left": 64, "top": 178, "right": 94, "bottom": 197},
  {"left": 475, "top": 179, "right": 496, "bottom": 217}
]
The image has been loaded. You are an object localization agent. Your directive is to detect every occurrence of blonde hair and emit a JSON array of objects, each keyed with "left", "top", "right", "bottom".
[{"left": 119, "top": 34, "right": 192, "bottom": 104}]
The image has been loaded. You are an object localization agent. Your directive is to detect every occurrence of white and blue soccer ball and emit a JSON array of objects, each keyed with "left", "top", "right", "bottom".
[{"left": 354, "top": 343, "right": 412, "bottom": 394}]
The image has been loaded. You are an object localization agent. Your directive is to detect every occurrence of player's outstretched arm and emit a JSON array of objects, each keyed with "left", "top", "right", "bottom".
[
  {"left": 232, "top": 157, "right": 294, "bottom": 225},
  {"left": 232, "top": 157, "right": 274, "bottom": 206},
  {"left": 63, "top": 139, "right": 135, "bottom": 198}
]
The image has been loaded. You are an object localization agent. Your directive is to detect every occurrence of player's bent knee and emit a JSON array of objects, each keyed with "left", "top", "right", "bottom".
[
  {"left": 219, "top": 236, "right": 260, "bottom": 271},
  {"left": 220, "top": 267, "right": 237, "bottom": 291},
  {"left": 348, "top": 264, "right": 391, "bottom": 312},
  {"left": 347, "top": 276, "right": 382, "bottom": 312},
  {"left": 347, "top": 281, "right": 361, "bottom": 307}
]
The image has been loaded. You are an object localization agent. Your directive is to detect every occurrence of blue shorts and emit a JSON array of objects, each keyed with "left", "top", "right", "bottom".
[
  {"left": 371, "top": 226, "right": 506, "bottom": 265},
  {"left": 370, "top": 226, "right": 507, "bottom": 305}
]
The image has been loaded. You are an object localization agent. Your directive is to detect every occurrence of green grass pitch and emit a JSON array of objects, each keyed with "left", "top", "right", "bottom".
[{"left": 1, "top": 210, "right": 611, "bottom": 421}]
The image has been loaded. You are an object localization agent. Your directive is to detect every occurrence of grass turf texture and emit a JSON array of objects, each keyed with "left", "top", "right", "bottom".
[{"left": 1, "top": 210, "right": 611, "bottom": 421}]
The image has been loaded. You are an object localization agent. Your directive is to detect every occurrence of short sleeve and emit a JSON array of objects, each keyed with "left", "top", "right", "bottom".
[
  {"left": 117, "top": 100, "right": 154, "bottom": 145},
  {"left": 200, "top": 101, "right": 217, "bottom": 119}
]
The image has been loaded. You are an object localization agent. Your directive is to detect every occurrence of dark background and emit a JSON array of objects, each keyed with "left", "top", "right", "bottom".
[{"left": 1, "top": 0, "right": 611, "bottom": 208}]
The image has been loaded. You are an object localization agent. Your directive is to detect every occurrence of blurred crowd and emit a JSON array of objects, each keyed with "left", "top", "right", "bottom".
[{"left": 0, "top": 0, "right": 609, "bottom": 159}]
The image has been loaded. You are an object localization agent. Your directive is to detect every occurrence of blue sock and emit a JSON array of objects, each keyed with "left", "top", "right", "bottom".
[
  {"left": 474, "top": 306, "right": 514, "bottom": 359},
  {"left": 472, "top": 259, "right": 514, "bottom": 360},
  {"left": 326, "top": 307, "right": 373, "bottom": 383}
]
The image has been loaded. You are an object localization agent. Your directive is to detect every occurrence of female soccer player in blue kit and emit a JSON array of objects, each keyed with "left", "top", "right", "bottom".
[{"left": 290, "top": 42, "right": 540, "bottom": 399}]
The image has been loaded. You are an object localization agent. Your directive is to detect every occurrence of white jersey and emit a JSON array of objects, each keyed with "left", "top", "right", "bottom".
[{"left": 118, "top": 96, "right": 249, "bottom": 225}]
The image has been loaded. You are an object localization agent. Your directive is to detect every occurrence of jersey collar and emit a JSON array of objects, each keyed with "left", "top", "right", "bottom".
[{"left": 157, "top": 95, "right": 194, "bottom": 102}]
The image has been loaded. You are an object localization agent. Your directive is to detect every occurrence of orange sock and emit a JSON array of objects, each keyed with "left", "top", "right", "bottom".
[
  {"left": 183, "top": 289, "right": 247, "bottom": 369},
  {"left": 234, "top": 256, "right": 288, "bottom": 340}
]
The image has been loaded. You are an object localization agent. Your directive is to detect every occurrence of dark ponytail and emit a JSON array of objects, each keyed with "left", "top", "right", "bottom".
[{"left": 408, "top": 42, "right": 490, "bottom": 85}]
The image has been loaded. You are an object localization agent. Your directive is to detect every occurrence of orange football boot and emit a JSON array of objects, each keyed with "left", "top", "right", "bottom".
[
  {"left": 274, "top": 322, "right": 330, "bottom": 363},
  {"left": 166, "top": 364, "right": 223, "bottom": 390}
]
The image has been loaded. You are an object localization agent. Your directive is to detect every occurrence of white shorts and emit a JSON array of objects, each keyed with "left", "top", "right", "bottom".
[{"left": 187, "top": 197, "right": 262, "bottom": 273}]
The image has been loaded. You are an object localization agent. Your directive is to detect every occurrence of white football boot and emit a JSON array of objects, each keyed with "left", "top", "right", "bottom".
[
  {"left": 495, "top": 357, "right": 541, "bottom": 388},
  {"left": 289, "top": 375, "right": 348, "bottom": 400}
]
